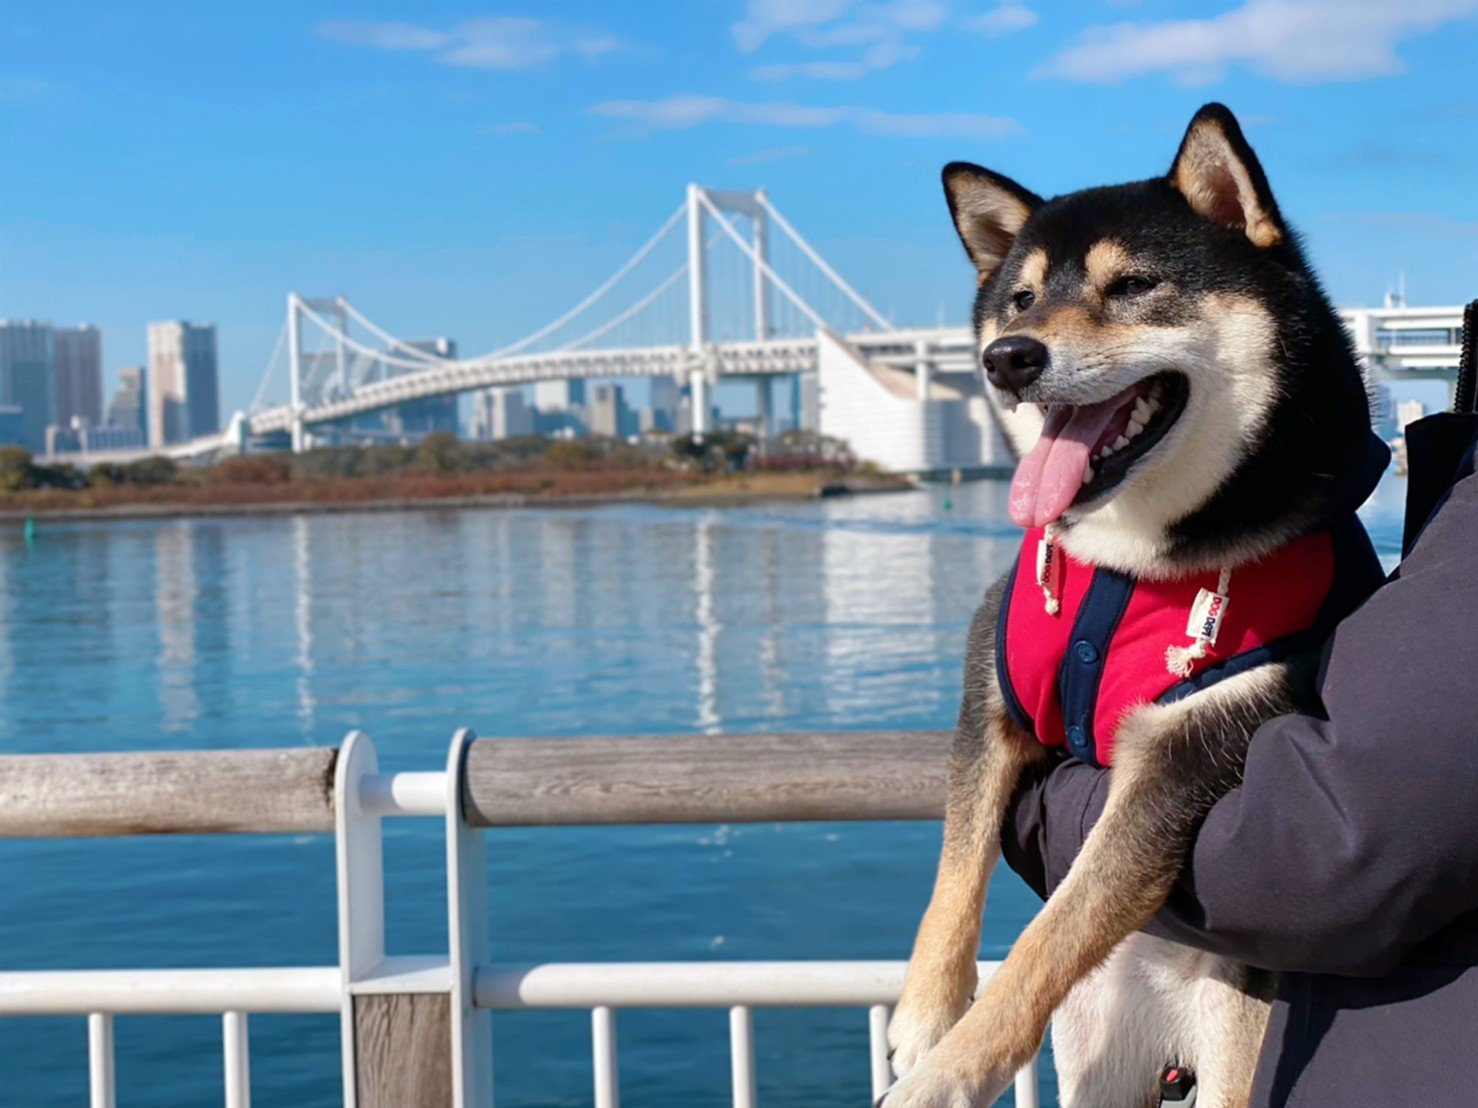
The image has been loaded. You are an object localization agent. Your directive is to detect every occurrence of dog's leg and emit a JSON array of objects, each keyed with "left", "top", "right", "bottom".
[
  {"left": 889, "top": 709, "right": 1040, "bottom": 1074},
  {"left": 889, "top": 594, "right": 1043, "bottom": 1076},
  {"left": 882, "top": 666, "right": 1286, "bottom": 1107}
]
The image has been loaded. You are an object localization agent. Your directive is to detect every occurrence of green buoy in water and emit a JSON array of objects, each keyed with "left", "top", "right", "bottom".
[{"left": 23, "top": 516, "right": 35, "bottom": 546}]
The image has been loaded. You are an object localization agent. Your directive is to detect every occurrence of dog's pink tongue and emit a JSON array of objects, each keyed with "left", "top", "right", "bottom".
[{"left": 1009, "top": 398, "right": 1126, "bottom": 528}]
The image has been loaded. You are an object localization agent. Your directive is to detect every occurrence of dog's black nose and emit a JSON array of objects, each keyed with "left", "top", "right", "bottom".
[{"left": 981, "top": 336, "right": 1048, "bottom": 393}]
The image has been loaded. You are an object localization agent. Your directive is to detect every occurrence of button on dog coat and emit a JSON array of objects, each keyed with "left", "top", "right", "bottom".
[{"left": 996, "top": 519, "right": 1381, "bottom": 768}]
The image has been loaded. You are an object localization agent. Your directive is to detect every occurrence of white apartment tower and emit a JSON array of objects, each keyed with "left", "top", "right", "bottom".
[{"left": 147, "top": 321, "right": 220, "bottom": 447}]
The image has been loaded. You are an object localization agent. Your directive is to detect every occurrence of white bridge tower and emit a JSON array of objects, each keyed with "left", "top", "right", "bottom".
[{"left": 684, "top": 185, "right": 774, "bottom": 439}]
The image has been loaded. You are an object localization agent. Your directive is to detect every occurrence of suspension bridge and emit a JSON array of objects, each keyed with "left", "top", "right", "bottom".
[
  {"left": 48, "top": 184, "right": 1471, "bottom": 471},
  {"left": 188, "top": 185, "right": 925, "bottom": 462}
]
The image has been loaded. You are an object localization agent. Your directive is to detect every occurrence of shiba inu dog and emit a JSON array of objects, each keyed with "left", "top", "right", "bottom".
[{"left": 882, "top": 104, "right": 1388, "bottom": 1107}]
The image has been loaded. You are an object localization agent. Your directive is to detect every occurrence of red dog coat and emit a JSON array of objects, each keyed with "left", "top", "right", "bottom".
[{"left": 996, "top": 517, "right": 1382, "bottom": 767}]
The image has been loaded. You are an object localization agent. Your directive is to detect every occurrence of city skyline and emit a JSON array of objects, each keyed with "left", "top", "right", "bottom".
[{"left": 2, "top": 2, "right": 1475, "bottom": 417}]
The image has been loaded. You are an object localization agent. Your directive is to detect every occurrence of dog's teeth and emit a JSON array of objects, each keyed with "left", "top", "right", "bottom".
[
  {"left": 1097, "top": 446, "right": 1111, "bottom": 459},
  {"left": 1082, "top": 464, "right": 1094, "bottom": 485},
  {"left": 1132, "top": 399, "right": 1151, "bottom": 423},
  {"left": 1126, "top": 421, "right": 1143, "bottom": 439},
  {"left": 1145, "top": 398, "right": 1162, "bottom": 415},
  {"left": 1113, "top": 435, "right": 1129, "bottom": 450}
]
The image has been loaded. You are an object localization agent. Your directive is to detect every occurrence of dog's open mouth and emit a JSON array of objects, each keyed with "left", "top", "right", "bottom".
[{"left": 1008, "top": 371, "right": 1188, "bottom": 529}]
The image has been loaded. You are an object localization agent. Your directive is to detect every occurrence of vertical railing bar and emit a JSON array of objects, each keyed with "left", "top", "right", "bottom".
[
  {"left": 87, "top": 1012, "right": 116, "bottom": 1108},
  {"left": 447, "top": 728, "right": 494, "bottom": 1107},
  {"left": 867, "top": 1004, "right": 892, "bottom": 1102},
  {"left": 728, "top": 1005, "right": 756, "bottom": 1108},
  {"left": 1014, "top": 1051, "right": 1041, "bottom": 1108},
  {"left": 223, "top": 1010, "right": 251, "bottom": 1108},
  {"left": 591, "top": 1005, "right": 620, "bottom": 1108}
]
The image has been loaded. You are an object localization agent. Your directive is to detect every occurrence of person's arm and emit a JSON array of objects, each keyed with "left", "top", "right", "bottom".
[{"left": 1001, "top": 461, "right": 1478, "bottom": 977}]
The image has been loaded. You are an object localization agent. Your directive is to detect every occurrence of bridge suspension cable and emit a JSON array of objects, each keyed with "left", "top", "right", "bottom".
[
  {"left": 335, "top": 298, "right": 448, "bottom": 364},
  {"left": 697, "top": 192, "right": 830, "bottom": 334},
  {"left": 563, "top": 262, "right": 689, "bottom": 351},
  {"left": 250, "top": 325, "right": 287, "bottom": 414},
  {"left": 756, "top": 194, "right": 893, "bottom": 332},
  {"left": 483, "top": 201, "right": 688, "bottom": 360}
]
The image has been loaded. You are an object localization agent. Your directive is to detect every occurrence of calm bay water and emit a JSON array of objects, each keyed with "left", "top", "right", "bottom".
[{"left": 0, "top": 478, "right": 1407, "bottom": 1107}]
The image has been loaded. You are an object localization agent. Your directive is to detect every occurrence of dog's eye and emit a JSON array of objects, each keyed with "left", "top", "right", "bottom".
[
  {"left": 1011, "top": 289, "right": 1036, "bottom": 311},
  {"left": 1107, "top": 275, "right": 1156, "bottom": 298}
]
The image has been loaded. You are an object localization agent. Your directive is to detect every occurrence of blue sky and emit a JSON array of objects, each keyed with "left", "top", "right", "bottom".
[{"left": 2, "top": 0, "right": 1476, "bottom": 415}]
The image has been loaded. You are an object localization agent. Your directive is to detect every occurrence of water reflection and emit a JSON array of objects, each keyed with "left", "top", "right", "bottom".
[
  {"left": 293, "top": 515, "right": 316, "bottom": 729},
  {"left": 694, "top": 514, "right": 723, "bottom": 733},
  {"left": 154, "top": 521, "right": 200, "bottom": 731}
]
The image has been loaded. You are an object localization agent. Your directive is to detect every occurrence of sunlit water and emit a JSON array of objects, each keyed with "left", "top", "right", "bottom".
[{"left": 0, "top": 477, "right": 1407, "bottom": 1107}]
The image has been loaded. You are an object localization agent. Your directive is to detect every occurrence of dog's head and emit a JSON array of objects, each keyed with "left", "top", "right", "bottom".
[{"left": 945, "top": 103, "right": 1382, "bottom": 574}]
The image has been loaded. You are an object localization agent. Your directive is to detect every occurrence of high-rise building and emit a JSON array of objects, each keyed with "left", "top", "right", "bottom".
[
  {"left": 53, "top": 324, "right": 103, "bottom": 427},
  {"left": 147, "top": 321, "right": 219, "bottom": 446},
  {"left": 107, "top": 366, "right": 147, "bottom": 436},
  {"left": 0, "top": 320, "right": 56, "bottom": 451},
  {"left": 535, "top": 379, "right": 586, "bottom": 412},
  {"left": 532, "top": 376, "right": 589, "bottom": 437},
  {"left": 649, "top": 376, "right": 683, "bottom": 433},
  {"left": 487, "top": 388, "right": 533, "bottom": 440},
  {"left": 587, "top": 384, "right": 633, "bottom": 438}
]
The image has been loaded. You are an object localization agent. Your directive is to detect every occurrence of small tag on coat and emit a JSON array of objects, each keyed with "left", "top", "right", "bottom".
[
  {"left": 1185, "top": 588, "right": 1229, "bottom": 645},
  {"left": 1036, "top": 537, "right": 1063, "bottom": 594}
]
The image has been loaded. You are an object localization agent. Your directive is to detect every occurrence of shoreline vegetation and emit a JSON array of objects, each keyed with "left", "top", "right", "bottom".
[{"left": 0, "top": 430, "right": 911, "bottom": 523}]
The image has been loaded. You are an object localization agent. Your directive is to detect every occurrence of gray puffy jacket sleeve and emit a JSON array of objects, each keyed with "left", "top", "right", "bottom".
[{"left": 1001, "top": 461, "right": 1478, "bottom": 977}]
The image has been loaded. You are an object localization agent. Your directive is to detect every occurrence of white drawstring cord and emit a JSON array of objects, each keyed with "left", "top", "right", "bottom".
[{"left": 1165, "top": 567, "right": 1233, "bottom": 677}]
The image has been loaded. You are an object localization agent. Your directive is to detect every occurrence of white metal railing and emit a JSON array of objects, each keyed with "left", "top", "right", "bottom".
[{"left": 0, "top": 730, "right": 1046, "bottom": 1107}]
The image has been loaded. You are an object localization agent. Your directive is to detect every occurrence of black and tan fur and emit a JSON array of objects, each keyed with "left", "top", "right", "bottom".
[{"left": 882, "top": 105, "right": 1382, "bottom": 1107}]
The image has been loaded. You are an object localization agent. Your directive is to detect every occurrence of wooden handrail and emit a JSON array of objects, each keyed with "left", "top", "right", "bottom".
[
  {"left": 460, "top": 731, "right": 952, "bottom": 827},
  {"left": 0, "top": 731, "right": 956, "bottom": 838},
  {"left": 0, "top": 748, "right": 339, "bottom": 838}
]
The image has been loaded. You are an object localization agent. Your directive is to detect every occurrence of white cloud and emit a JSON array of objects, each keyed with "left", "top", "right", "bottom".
[
  {"left": 732, "top": 0, "right": 946, "bottom": 80},
  {"left": 964, "top": 3, "right": 1038, "bottom": 37},
  {"left": 749, "top": 40, "right": 919, "bottom": 80},
  {"left": 591, "top": 94, "right": 1020, "bottom": 139},
  {"left": 318, "top": 20, "right": 450, "bottom": 51},
  {"left": 1036, "top": 0, "right": 1478, "bottom": 85},
  {"left": 733, "top": 0, "right": 864, "bottom": 52},
  {"left": 725, "top": 145, "right": 814, "bottom": 165},
  {"left": 317, "top": 16, "right": 619, "bottom": 70}
]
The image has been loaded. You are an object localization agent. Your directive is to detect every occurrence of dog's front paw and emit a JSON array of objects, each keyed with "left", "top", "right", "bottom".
[
  {"left": 887, "top": 967, "right": 975, "bottom": 1077},
  {"left": 887, "top": 998, "right": 961, "bottom": 1078},
  {"left": 877, "top": 1053, "right": 1015, "bottom": 1108}
]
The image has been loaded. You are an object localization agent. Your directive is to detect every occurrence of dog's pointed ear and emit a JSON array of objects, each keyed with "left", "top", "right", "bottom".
[
  {"left": 942, "top": 162, "right": 1041, "bottom": 279},
  {"left": 1169, "top": 103, "right": 1284, "bottom": 249}
]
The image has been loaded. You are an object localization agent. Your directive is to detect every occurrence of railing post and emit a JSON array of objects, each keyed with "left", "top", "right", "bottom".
[
  {"left": 447, "top": 729, "right": 493, "bottom": 1107},
  {"left": 87, "top": 1012, "right": 115, "bottom": 1108},
  {"left": 591, "top": 1005, "right": 620, "bottom": 1108},
  {"left": 223, "top": 1011, "right": 251, "bottom": 1108},
  {"left": 335, "top": 730, "right": 386, "bottom": 1108},
  {"left": 867, "top": 1005, "right": 891, "bottom": 1103},
  {"left": 728, "top": 1006, "right": 756, "bottom": 1108}
]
